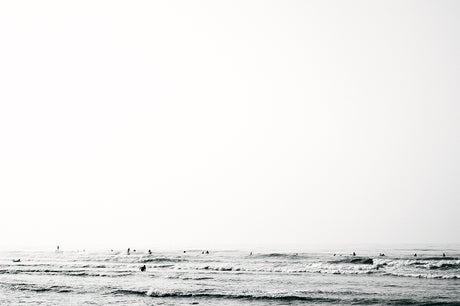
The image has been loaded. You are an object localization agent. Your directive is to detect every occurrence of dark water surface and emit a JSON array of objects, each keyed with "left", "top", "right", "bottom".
[{"left": 1, "top": 246, "right": 459, "bottom": 305}]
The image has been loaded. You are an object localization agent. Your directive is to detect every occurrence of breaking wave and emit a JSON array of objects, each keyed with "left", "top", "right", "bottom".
[
  {"left": 330, "top": 257, "right": 374, "bottom": 265},
  {"left": 111, "top": 289, "right": 342, "bottom": 303}
]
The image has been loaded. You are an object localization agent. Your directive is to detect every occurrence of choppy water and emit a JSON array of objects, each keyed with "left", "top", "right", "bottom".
[{"left": 1, "top": 246, "right": 459, "bottom": 305}]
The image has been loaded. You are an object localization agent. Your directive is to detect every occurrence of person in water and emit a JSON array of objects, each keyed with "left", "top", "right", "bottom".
[
  {"left": 127, "top": 248, "right": 131, "bottom": 255},
  {"left": 140, "top": 265, "right": 146, "bottom": 272},
  {"left": 443, "top": 253, "right": 446, "bottom": 257},
  {"left": 414, "top": 253, "right": 417, "bottom": 257},
  {"left": 352, "top": 252, "right": 356, "bottom": 256},
  {"left": 148, "top": 249, "right": 152, "bottom": 255}
]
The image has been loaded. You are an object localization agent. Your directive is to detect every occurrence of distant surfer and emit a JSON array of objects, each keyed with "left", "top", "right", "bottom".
[
  {"left": 250, "top": 252, "right": 253, "bottom": 256},
  {"left": 352, "top": 252, "right": 356, "bottom": 256},
  {"left": 443, "top": 253, "right": 446, "bottom": 257},
  {"left": 206, "top": 250, "right": 209, "bottom": 254},
  {"left": 127, "top": 248, "right": 131, "bottom": 255},
  {"left": 414, "top": 253, "right": 417, "bottom": 257},
  {"left": 148, "top": 249, "right": 152, "bottom": 255},
  {"left": 12, "top": 259, "right": 20, "bottom": 263},
  {"left": 140, "top": 265, "right": 146, "bottom": 272}
]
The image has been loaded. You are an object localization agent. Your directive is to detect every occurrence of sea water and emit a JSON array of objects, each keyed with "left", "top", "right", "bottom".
[{"left": 1, "top": 245, "right": 459, "bottom": 305}]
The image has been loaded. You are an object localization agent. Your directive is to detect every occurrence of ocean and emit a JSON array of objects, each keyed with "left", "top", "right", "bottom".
[{"left": 1, "top": 246, "right": 459, "bottom": 305}]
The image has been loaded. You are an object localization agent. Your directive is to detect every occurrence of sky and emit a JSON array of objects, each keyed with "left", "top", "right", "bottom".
[{"left": 0, "top": 0, "right": 459, "bottom": 250}]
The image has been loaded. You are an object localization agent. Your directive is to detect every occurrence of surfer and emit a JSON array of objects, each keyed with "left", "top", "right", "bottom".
[
  {"left": 352, "top": 252, "right": 356, "bottom": 256},
  {"left": 414, "top": 253, "right": 417, "bottom": 257},
  {"left": 206, "top": 250, "right": 209, "bottom": 254},
  {"left": 12, "top": 259, "right": 20, "bottom": 263},
  {"left": 127, "top": 248, "right": 131, "bottom": 255},
  {"left": 443, "top": 253, "right": 446, "bottom": 257},
  {"left": 140, "top": 265, "right": 146, "bottom": 272},
  {"left": 148, "top": 249, "right": 152, "bottom": 255}
]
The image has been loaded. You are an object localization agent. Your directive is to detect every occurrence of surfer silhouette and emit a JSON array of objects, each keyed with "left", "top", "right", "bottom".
[{"left": 140, "top": 265, "right": 146, "bottom": 272}]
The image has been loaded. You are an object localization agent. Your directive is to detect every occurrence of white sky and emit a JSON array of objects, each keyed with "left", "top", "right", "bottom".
[{"left": 0, "top": 1, "right": 459, "bottom": 250}]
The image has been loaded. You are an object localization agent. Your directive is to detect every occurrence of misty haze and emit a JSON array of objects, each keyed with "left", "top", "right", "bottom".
[{"left": 0, "top": 0, "right": 459, "bottom": 305}]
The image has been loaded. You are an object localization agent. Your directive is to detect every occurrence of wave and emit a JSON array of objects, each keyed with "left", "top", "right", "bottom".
[
  {"left": 383, "top": 272, "right": 459, "bottom": 279},
  {"left": 111, "top": 289, "right": 342, "bottom": 303},
  {"left": 429, "top": 263, "right": 460, "bottom": 270},
  {"left": 110, "top": 289, "right": 454, "bottom": 305},
  {"left": 330, "top": 257, "right": 374, "bottom": 265},
  {"left": 0, "top": 268, "right": 133, "bottom": 277},
  {"left": 255, "top": 253, "right": 305, "bottom": 260},
  {"left": 182, "top": 276, "right": 214, "bottom": 280},
  {"left": 140, "top": 257, "right": 185, "bottom": 263},
  {"left": 6, "top": 283, "right": 72, "bottom": 293},
  {"left": 418, "top": 257, "right": 459, "bottom": 261},
  {"left": 408, "top": 260, "right": 460, "bottom": 271}
]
